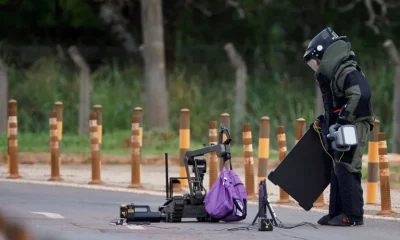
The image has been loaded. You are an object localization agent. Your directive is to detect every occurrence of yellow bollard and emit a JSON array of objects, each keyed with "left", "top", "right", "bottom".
[
  {"left": 179, "top": 109, "right": 190, "bottom": 188},
  {"left": 209, "top": 121, "right": 218, "bottom": 189},
  {"left": 134, "top": 107, "right": 143, "bottom": 147},
  {"left": 242, "top": 123, "right": 256, "bottom": 199},
  {"left": 54, "top": 102, "right": 63, "bottom": 167},
  {"left": 93, "top": 105, "right": 103, "bottom": 145},
  {"left": 276, "top": 125, "right": 292, "bottom": 203},
  {"left": 367, "top": 119, "right": 380, "bottom": 204},
  {"left": 258, "top": 116, "right": 270, "bottom": 184}
]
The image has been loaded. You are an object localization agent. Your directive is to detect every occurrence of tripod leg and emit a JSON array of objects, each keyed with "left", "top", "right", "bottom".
[
  {"left": 250, "top": 212, "right": 259, "bottom": 226},
  {"left": 266, "top": 198, "right": 278, "bottom": 226}
]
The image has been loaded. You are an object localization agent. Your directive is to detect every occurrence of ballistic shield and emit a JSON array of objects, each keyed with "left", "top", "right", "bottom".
[{"left": 268, "top": 125, "right": 333, "bottom": 211}]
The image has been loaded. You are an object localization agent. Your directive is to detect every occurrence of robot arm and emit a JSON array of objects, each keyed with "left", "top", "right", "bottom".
[{"left": 184, "top": 123, "right": 232, "bottom": 162}]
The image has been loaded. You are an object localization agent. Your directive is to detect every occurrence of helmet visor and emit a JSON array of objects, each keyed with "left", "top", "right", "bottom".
[{"left": 307, "top": 59, "right": 319, "bottom": 72}]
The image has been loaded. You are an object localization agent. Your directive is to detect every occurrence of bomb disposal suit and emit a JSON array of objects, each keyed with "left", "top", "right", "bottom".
[{"left": 303, "top": 27, "right": 374, "bottom": 226}]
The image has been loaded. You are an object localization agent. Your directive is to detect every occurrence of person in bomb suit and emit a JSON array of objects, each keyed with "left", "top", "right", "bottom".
[{"left": 303, "top": 27, "right": 374, "bottom": 226}]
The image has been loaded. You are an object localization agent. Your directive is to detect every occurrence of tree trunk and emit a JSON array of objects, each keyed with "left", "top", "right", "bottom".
[
  {"left": 140, "top": 0, "right": 169, "bottom": 129},
  {"left": 68, "top": 46, "right": 91, "bottom": 135},
  {"left": 224, "top": 43, "right": 247, "bottom": 141},
  {"left": 0, "top": 57, "right": 7, "bottom": 134},
  {"left": 383, "top": 39, "right": 400, "bottom": 153}
]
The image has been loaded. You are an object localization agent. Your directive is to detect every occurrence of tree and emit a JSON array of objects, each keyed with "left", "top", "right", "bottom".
[
  {"left": 140, "top": 0, "right": 169, "bottom": 129},
  {"left": 383, "top": 39, "right": 400, "bottom": 153}
]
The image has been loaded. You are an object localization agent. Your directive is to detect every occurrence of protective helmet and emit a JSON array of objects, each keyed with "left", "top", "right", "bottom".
[{"left": 303, "top": 27, "right": 340, "bottom": 71}]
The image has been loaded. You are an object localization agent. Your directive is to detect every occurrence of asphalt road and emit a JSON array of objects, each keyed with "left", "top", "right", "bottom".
[{"left": 0, "top": 181, "right": 399, "bottom": 240}]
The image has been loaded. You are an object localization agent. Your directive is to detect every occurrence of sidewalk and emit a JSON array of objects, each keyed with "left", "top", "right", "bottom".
[{"left": 1, "top": 163, "right": 399, "bottom": 219}]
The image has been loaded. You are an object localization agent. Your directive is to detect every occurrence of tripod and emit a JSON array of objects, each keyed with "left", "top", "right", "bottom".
[{"left": 250, "top": 179, "right": 278, "bottom": 231}]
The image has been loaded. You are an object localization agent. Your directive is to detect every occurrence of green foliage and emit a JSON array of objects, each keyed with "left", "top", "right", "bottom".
[{"left": 4, "top": 54, "right": 397, "bottom": 154}]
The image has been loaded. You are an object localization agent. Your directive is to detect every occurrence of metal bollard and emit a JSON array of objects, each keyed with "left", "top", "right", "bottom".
[
  {"left": 134, "top": 107, "right": 143, "bottom": 147},
  {"left": 179, "top": 109, "right": 190, "bottom": 188},
  {"left": 129, "top": 114, "right": 142, "bottom": 188},
  {"left": 242, "top": 123, "right": 256, "bottom": 199},
  {"left": 376, "top": 132, "right": 397, "bottom": 215},
  {"left": 88, "top": 112, "right": 103, "bottom": 184},
  {"left": 93, "top": 105, "right": 103, "bottom": 145},
  {"left": 209, "top": 121, "right": 218, "bottom": 189},
  {"left": 367, "top": 119, "right": 380, "bottom": 204},
  {"left": 220, "top": 113, "right": 231, "bottom": 171},
  {"left": 258, "top": 116, "right": 270, "bottom": 184},
  {"left": 48, "top": 111, "right": 62, "bottom": 181},
  {"left": 7, "top": 100, "right": 21, "bottom": 179},
  {"left": 276, "top": 125, "right": 292, "bottom": 203}
]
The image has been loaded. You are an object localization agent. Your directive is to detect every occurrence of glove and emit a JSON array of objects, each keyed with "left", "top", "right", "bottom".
[{"left": 309, "top": 114, "right": 324, "bottom": 129}]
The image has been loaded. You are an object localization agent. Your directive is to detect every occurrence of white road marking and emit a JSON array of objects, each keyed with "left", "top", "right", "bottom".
[
  {"left": 31, "top": 212, "right": 65, "bottom": 219},
  {"left": 126, "top": 225, "right": 145, "bottom": 230}
]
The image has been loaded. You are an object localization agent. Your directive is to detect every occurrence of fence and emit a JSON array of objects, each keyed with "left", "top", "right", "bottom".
[{"left": 2, "top": 99, "right": 398, "bottom": 215}]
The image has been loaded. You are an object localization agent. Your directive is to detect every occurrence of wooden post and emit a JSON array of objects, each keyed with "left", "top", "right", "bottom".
[
  {"left": 242, "top": 123, "right": 256, "bottom": 199},
  {"left": 54, "top": 102, "right": 63, "bottom": 167},
  {"left": 134, "top": 107, "right": 143, "bottom": 147},
  {"left": 276, "top": 125, "right": 292, "bottom": 203},
  {"left": 88, "top": 112, "right": 103, "bottom": 184},
  {"left": 258, "top": 116, "right": 270, "bottom": 183},
  {"left": 209, "top": 121, "right": 218, "bottom": 189},
  {"left": 49, "top": 111, "right": 62, "bottom": 181},
  {"left": 7, "top": 100, "right": 21, "bottom": 179},
  {"left": 179, "top": 109, "right": 190, "bottom": 188},
  {"left": 376, "top": 132, "right": 397, "bottom": 215},
  {"left": 129, "top": 114, "right": 142, "bottom": 188},
  {"left": 7, "top": 107, "right": 10, "bottom": 173},
  {"left": 93, "top": 105, "right": 103, "bottom": 146},
  {"left": 367, "top": 119, "right": 380, "bottom": 204}
]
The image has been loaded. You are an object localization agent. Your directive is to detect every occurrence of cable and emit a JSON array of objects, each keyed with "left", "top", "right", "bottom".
[
  {"left": 312, "top": 121, "right": 344, "bottom": 166},
  {"left": 109, "top": 218, "right": 125, "bottom": 225},
  {"left": 274, "top": 217, "right": 318, "bottom": 229}
]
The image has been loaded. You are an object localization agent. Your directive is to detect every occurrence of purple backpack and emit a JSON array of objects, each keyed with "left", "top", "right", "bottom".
[{"left": 204, "top": 162, "right": 248, "bottom": 222}]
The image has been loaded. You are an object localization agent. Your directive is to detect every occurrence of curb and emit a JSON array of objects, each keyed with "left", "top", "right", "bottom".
[{"left": 1, "top": 178, "right": 399, "bottom": 222}]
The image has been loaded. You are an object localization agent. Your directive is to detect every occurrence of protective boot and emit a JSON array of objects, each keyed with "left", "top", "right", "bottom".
[
  {"left": 317, "top": 168, "right": 341, "bottom": 225},
  {"left": 328, "top": 213, "right": 364, "bottom": 226},
  {"left": 327, "top": 163, "right": 364, "bottom": 226}
]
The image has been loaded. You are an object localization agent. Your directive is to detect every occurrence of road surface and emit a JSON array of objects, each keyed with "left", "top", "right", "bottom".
[{"left": 0, "top": 181, "right": 399, "bottom": 240}]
